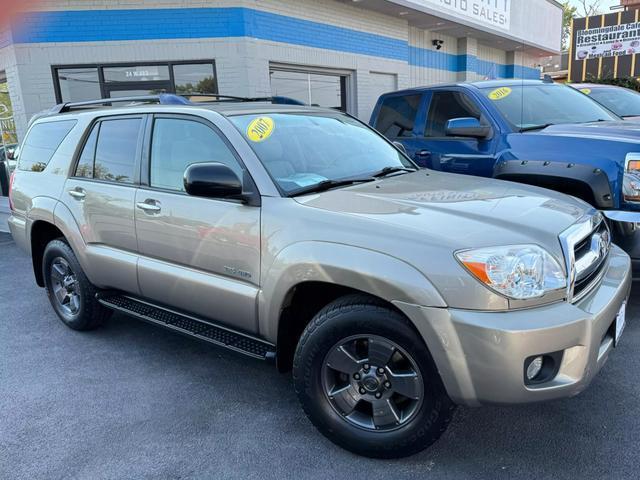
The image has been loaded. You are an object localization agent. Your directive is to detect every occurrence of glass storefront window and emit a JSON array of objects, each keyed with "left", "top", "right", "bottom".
[
  {"left": 0, "top": 71, "right": 18, "bottom": 146},
  {"left": 57, "top": 67, "right": 101, "bottom": 102},
  {"left": 270, "top": 68, "right": 347, "bottom": 111},
  {"left": 173, "top": 63, "right": 216, "bottom": 94},
  {"left": 103, "top": 65, "right": 170, "bottom": 83},
  {"left": 54, "top": 61, "right": 218, "bottom": 103}
]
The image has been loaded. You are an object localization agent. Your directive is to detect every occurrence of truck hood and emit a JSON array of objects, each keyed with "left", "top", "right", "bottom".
[
  {"left": 537, "top": 120, "right": 640, "bottom": 143},
  {"left": 293, "top": 170, "right": 589, "bottom": 254}
]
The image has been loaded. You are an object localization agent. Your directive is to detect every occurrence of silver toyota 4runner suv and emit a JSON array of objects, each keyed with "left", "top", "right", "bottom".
[{"left": 8, "top": 94, "right": 632, "bottom": 458}]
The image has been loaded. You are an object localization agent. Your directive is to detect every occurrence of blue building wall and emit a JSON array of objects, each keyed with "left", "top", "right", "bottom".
[{"left": 9, "top": 7, "right": 540, "bottom": 79}]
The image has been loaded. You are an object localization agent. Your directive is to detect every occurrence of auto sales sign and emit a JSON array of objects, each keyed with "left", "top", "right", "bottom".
[
  {"left": 575, "top": 21, "right": 640, "bottom": 60},
  {"left": 406, "top": 0, "right": 511, "bottom": 30}
]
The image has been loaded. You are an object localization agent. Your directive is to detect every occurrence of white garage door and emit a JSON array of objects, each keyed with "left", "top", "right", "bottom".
[{"left": 362, "top": 72, "right": 397, "bottom": 122}]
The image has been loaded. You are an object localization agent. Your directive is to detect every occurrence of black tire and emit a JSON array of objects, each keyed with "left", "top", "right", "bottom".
[
  {"left": 293, "top": 294, "right": 455, "bottom": 458},
  {"left": 42, "top": 239, "right": 111, "bottom": 331}
]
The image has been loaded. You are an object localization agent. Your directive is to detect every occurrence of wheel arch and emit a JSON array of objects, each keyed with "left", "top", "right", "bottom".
[
  {"left": 260, "top": 242, "right": 447, "bottom": 372},
  {"left": 494, "top": 159, "right": 614, "bottom": 209}
]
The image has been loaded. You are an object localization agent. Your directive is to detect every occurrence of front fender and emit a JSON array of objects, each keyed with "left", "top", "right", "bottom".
[
  {"left": 494, "top": 159, "right": 614, "bottom": 209},
  {"left": 258, "top": 241, "right": 447, "bottom": 343}
]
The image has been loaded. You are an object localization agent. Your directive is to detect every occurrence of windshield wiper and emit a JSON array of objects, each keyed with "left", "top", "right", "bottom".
[
  {"left": 287, "top": 177, "right": 376, "bottom": 197},
  {"left": 519, "top": 123, "right": 553, "bottom": 132},
  {"left": 371, "top": 166, "right": 418, "bottom": 178}
]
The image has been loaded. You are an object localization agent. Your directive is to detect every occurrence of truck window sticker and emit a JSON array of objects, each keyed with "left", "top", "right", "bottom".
[{"left": 488, "top": 87, "right": 512, "bottom": 101}]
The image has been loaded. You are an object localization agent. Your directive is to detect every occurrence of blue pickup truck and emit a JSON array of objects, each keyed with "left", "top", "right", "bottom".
[{"left": 370, "top": 79, "right": 640, "bottom": 273}]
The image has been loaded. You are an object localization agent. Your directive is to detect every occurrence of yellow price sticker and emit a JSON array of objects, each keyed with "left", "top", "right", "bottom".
[
  {"left": 488, "top": 87, "right": 512, "bottom": 101},
  {"left": 580, "top": 88, "right": 592, "bottom": 95},
  {"left": 247, "top": 116, "right": 275, "bottom": 142}
]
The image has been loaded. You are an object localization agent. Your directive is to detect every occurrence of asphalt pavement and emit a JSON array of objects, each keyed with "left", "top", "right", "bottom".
[{"left": 1, "top": 231, "right": 639, "bottom": 480}]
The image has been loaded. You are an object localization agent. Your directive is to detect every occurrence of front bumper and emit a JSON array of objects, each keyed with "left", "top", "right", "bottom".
[{"left": 395, "top": 244, "right": 631, "bottom": 407}]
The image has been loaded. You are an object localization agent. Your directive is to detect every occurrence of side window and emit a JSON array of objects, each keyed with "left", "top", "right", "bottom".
[
  {"left": 425, "top": 91, "right": 482, "bottom": 138},
  {"left": 18, "top": 120, "right": 77, "bottom": 172},
  {"left": 149, "top": 118, "right": 241, "bottom": 192},
  {"left": 74, "top": 124, "right": 98, "bottom": 178},
  {"left": 94, "top": 118, "right": 141, "bottom": 184},
  {"left": 375, "top": 95, "right": 422, "bottom": 138}
]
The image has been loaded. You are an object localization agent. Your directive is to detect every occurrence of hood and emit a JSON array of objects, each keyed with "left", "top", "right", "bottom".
[
  {"left": 294, "top": 170, "right": 590, "bottom": 255},
  {"left": 535, "top": 120, "right": 640, "bottom": 143}
]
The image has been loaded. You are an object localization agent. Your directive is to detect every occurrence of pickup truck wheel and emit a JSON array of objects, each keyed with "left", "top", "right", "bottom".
[
  {"left": 293, "top": 294, "right": 455, "bottom": 458},
  {"left": 42, "top": 239, "right": 111, "bottom": 331}
]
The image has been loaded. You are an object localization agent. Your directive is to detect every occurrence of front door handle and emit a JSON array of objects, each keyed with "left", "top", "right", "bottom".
[
  {"left": 136, "top": 200, "right": 161, "bottom": 213},
  {"left": 68, "top": 188, "right": 86, "bottom": 200},
  {"left": 415, "top": 150, "right": 431, "bottom": 157}
]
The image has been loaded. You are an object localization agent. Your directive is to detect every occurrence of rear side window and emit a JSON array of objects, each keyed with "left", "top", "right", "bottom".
[
  {"left": 75, "top": 117, "right": 141, "bottom": 184},
  {"left": 425, "top": 91, "right": 482, "bottom": 137},
  {"left": 374, "top": 95, "right": 421, "bottom": 138},
  {"left": 18, "top": 120, "right": 77, "bottom": 172}
]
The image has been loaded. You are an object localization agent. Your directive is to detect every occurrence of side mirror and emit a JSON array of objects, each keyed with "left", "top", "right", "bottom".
[
  {"left": 392, "top": 141, "right": 407, "bottom": 155},
  {"left": 184, "top": 162, "right": 244, "bottom": 200},
  {"left": 6, "top": 149, "right": 15, "bottom": 160},
  {"left": 445, "top": 117, "right": 492, "bottom": 139}
]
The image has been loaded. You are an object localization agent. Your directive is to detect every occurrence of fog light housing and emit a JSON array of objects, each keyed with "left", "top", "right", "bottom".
[{"left": 526, "top": 356, "right": 544, "bottom": 381}]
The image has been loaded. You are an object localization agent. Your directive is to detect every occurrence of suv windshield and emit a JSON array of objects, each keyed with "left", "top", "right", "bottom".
[
  {"left": 231, "top": 112, "right": 415, "bottom": 195},
  {"left": 480, "top": 84, "right": 618, "bottom": 131},
  {"left": 587, "top": 87, "right": 640, "bottom": 118}
]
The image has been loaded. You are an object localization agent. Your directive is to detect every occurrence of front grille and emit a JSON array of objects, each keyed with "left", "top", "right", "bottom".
[{"left": 559, "top": 212, "right": 611, "bottom": 302}]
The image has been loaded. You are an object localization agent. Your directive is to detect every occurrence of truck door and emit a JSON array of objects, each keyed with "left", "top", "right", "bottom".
[
  {"left": 370, "top": 92, "right": 428, "bottom": 161},
  {"left": 417, "top": 89, "right": 497, "bottom": 177}
]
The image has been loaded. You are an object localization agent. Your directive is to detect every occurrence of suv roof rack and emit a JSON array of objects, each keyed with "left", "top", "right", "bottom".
[{"left": 50, "top": 93, "right": 306, "bottom": 114}]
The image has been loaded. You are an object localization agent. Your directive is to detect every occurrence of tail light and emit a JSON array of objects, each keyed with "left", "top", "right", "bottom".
[{"left": 8, "top": 170, "right": 15, "bottom": 211}]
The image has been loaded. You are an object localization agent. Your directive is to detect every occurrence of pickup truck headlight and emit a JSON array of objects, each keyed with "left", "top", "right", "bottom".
[
  {"left": 455, "top": 245, "right": 566, "bottom": 300},
  {"left": 624, "top": 154, "right": 640, "bottom": 202}
]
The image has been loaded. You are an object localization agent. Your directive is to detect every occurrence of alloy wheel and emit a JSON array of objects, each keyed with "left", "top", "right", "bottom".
[{"left": 321, "top": 334, "right": 424, "bottom": 432}]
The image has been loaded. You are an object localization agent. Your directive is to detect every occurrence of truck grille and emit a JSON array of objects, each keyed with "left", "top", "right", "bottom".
[{"left": 559, "top": 212, "right": 611, "bottom": 303}]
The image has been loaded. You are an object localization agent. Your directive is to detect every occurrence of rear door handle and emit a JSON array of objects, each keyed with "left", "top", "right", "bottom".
[
  {"left": 68, "top": 188, "right": 86, "bottom": 200},
  {"left": 136, "top": 200, "right": 161, "bottom": 213}
]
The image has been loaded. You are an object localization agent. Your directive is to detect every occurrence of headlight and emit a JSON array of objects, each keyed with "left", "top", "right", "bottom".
[
  {"left": 455, "top": 245, "right": 566, "bottom": 300},
  {"left": 624, "top": 153, "right": 640, "bottom": 202}
]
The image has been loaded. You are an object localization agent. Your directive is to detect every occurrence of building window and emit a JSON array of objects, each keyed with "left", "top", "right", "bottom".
[
  {"left": 270, "top": 66, "right": 349, "bottom": 112},
  {"left": 56, "top": 67, "right": 101, "bottom": 103},
  {"left": 103, "top": 65, "right": 171, "bottom": 83},
  {"left": 173, "top": 63, "right": 217, "bottom": 95},
  {"left": 0, "top": 70, "right": 17, "bottom": 146},
  {"left": 53, "top": 61, "right": 218, "bottom": 103}
]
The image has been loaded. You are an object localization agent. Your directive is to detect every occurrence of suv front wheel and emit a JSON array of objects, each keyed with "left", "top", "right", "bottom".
[
  {"left": 43, "top": 239, "right": 111, "bottom": 330},
  {"left": 293, "top": 294, "right": 455, "bottom": 458}
]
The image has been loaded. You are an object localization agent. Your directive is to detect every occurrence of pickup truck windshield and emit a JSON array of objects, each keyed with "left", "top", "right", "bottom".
[
  {"left": 231, "top": 112, "right": 415, "bottom": 195},
  {"left": 480, "top": 84, "right": 619, "bottom": 130},
  {"left": 587, "top": 87, "right": 640, "bottom": 118}
]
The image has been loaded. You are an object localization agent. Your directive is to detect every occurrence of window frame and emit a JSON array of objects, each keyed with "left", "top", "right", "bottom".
[
  {"left": 70, "top": 114, "right": 147, "bottom": 187},
  {"left": 140, "top": 113, "right": 257, "bottom": 202},
  {"left": 52, "top": 60, "right": 219, "bottom": 104}
]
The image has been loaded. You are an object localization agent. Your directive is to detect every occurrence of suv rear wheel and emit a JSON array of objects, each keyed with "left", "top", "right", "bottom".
[
  {"left": 293, "top": 294, "right": 455, "bottom": 458},
  {"left": 43, "top": 239, "right": 111, "bottom": 330}
]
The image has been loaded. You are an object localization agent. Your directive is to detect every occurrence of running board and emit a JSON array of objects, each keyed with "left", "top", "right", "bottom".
[{"left": 96, "top": 293, "right": 276, "bottom": 362}]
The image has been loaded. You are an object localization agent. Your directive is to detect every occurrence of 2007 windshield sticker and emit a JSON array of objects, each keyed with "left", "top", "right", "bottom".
[
  {"left": 247, "top": 117, "right": 275, "bottom": 142},
  {"left": 488, "top": 87, "right": 512, "bottom": 100}
]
